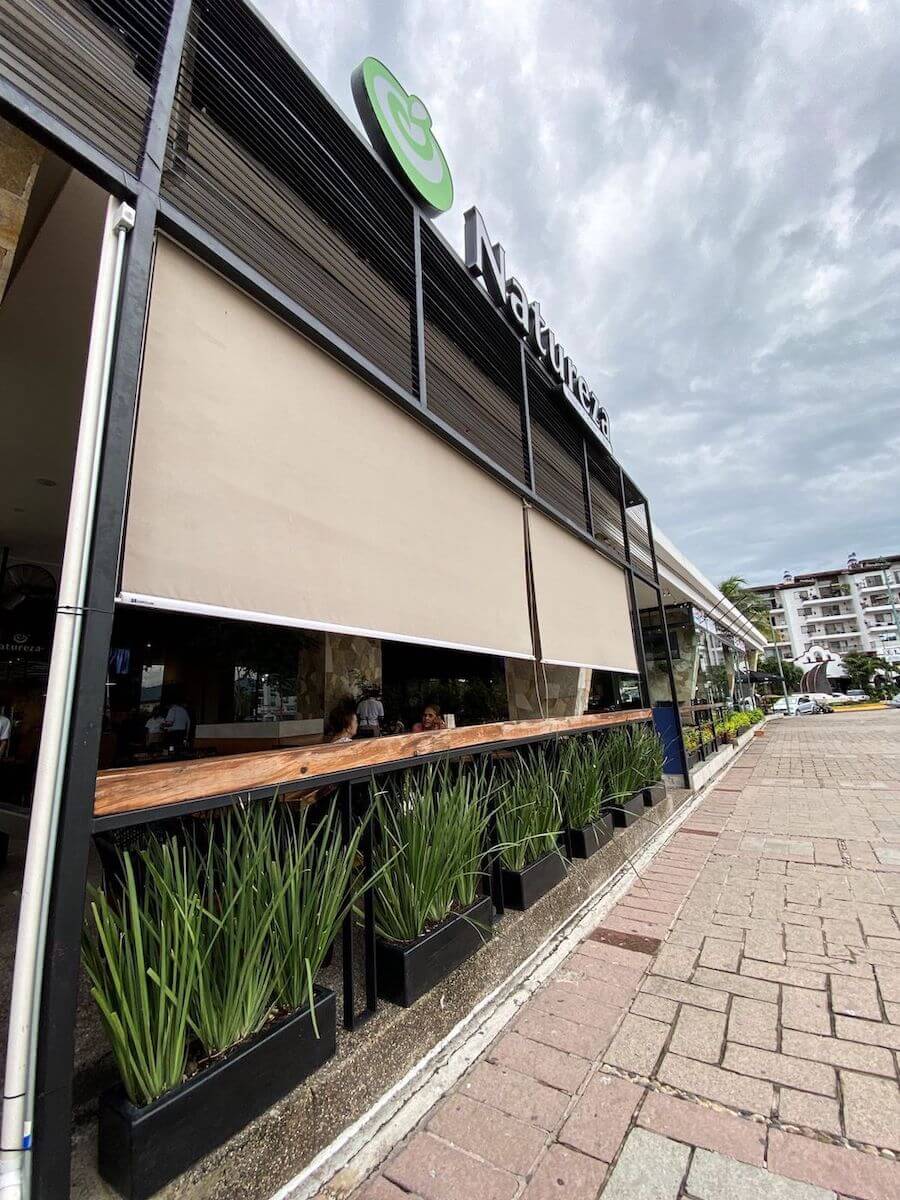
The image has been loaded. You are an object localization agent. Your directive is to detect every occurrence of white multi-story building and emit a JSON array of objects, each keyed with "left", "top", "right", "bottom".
[{"left": 749, "top": 554, "right": 900, "bottom": 666}]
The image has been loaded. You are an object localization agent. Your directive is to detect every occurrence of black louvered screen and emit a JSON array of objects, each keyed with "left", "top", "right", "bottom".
[
  {"left": 527, "top": 361, "right": 590, "bottom": 531},
  {"left": 161, "top": 0, "right": 415, "bottom": 391},
  {"left": 0, "top": 0, "right": 170, "bottom": 172},
  {"left": 420, "top": 226, "right": 527, "bottom": 484},
  {"left": 587, "top": 447, "right": 626, "bottom": 560},
  {"left": 627, "top": 503, "right": 655, "bottom": 576}
]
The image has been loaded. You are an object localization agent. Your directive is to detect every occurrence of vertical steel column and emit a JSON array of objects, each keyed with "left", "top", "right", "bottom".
[
  {"left": 30, "top": 4, "right": 194, "bottom": 1197},
  {"left": 641, "top": 498, "right": 690, "bottom": 788},
  {"left": 581, "top": 439, "right": 595, "bottom": 539},
  {"left": 616, "top": 468, "right": 650, "bottom": 709},
  {"left": 519, "top": 342, "right": 535, "bottom": 491},
  {"left": 412, "top": 208, "right": 427, "bottom": 408}
]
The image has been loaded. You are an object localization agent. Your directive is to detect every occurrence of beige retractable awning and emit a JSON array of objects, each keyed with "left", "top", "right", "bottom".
[
  {"left": 119, "top": 238, "right": 534, "bottom": 659},
  {"left": 528, "top": 509, "right": 638, "bottom": 673}
]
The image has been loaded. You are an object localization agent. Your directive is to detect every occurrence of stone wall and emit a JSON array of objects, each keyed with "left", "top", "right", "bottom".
[
  {"left": 0, "top": 118, "right": 42, "bottom": 303},
  {"left": 295, "top": 632, "right": 382, "bottom": 722},
  {"left": 505, "top": 659, "right": 592, "bottom": 719}
]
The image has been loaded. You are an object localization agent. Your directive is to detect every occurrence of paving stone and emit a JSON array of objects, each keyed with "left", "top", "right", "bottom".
[
  {"left": 650, "top": 943, "right": 698, "bottom": 981},
  {"left": 520, "top": 1144, "right": 607, "bottom": 1199},
  {"left": 630, "top": 992, "right": 678, "bottom": 1023},
  {"left": 778, "top": 1088, "right": 842, "bottom": 1136},
  {"left": 459, "top": 1063, "right": 569, "bottom": 1130},
  {"left": 356, "top": 1177, "right": 414, "bottom": 1200},
  {"left": 785, "top": 923, "right": 827, "bottom": 955},
  {"left": 383, "top": 1133, "right": 518, "bottom": 1200},
  {"left": 699, "top": 936, "right": 742, "bottom": 971},
  {"left": 602, "top": 1012, "right": 670, "bottom": 1076},
  {"left": 600, "top": 1128, "right": 689, "bottom": 1200},
  {"left": 875, "top": 965, "right": 900, "bottom": 1003},
  {"left": 687, "top": 1146, "right": 836, "bottom": 1199},
  {"left": 561, "top": 972, "right": 635, "bottom": 1010},
  {"left": 782, "top": 984, "right": 832, "bottom": 1035},
  {"left": 569, "top": 948, "right": 645, "bottom": 987},
  {"left": 831, "top": 975, "right": 882, "bottom": 1019},
  {"left": 728, "top": 995, "right": 778, "bottom": 1050},
  {"left": 692, "top": 965, "right": 780, "bottom": 1002},
  {"left": 722, "top": 1043, "right": 836, "bottom": 1096},
  {"left": 512, "top": 1004, "right": 611, "bottom": 1060},
  {"left": 488, "top": 1032, "right": 591, "bottom": 1094},
  {"left": 530, "top": 984, "right": 622, "bottom": 1031},
  {"left": 427, "top": 1095, "right": 546, "bottom": 1176},
  {"left": 669, "top": 1004, "right": 726, "bottom": 1063},
  {"left": 840, "top": 1071, "right": 900, "bottom": 1150},
  {"left": 768, "top": 1128, "right": 900, "bottom": 1200},
  {"left": 558, "top": 1073, "right": 644, "bottom": 1161},
  {"left": 781, "top": 1029, "right": 896, "bottom": 1076},
  {"left": 656, "top": 1052, "right": 774, "bottom": 1114},
  {"left": 834, "top": 1013, "right": 900, "bottom": 1050},
  {"left": 641, "top": 974, "right": 729, "bottom": 1011},
  {"left": 741, "top": 959, "right": 827, "bottom": 990},
  {"left": 577, "top": 937, "right": 652, "bottom": 968},
  {"left": 636, "top": 1089, "right": 765, "bottom": 1165}
]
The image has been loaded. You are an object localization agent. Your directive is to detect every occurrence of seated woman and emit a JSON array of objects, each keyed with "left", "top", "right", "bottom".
[{"left": 413, "top": 703, "right": 446, "bottom": 733}]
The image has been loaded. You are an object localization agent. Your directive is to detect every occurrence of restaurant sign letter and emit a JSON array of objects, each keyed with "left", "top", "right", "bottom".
[{"left": 465, "top": 206, "right": 611, "bottom": 447}]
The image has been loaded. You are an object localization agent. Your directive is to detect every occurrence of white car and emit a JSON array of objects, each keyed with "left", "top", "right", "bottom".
[
  {"left": 773, "top": 694, "right": 833, "bottom": 715},
  {"left": 845, "top": 689, "right": 867, "bottom": 702},
  {"left": 887, "top": 693, "right": 900, "bottom": 709},
  {"left": 828, "top": 693, "right": 852, "bottom": 705}
]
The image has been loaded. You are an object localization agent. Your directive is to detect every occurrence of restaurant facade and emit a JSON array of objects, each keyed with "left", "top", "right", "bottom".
[{"left": 0, "top": 3, "right": 767, "bottom": 1198}]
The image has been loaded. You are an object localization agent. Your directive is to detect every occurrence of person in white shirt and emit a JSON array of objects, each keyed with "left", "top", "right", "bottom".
[
  {"left": 164, "top": 701, "right": 191, "bottom": 753},
  {"left": 356, "top": 690, "right": 384, "bottom": 738},
  {"left": 0, "top": 711, "right": 11, "bottom": 759},
  {"left": 145, "top": 706, "right": 166, "bottom": 752}
]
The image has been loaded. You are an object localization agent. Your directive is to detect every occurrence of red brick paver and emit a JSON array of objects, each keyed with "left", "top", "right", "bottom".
[{"left": 344, "top": 714, "right": 900, "bottom": 1199}]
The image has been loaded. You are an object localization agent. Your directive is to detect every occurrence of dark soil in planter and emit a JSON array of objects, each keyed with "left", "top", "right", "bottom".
[
  {"left": 603, "top": 791, "right": 645, "bottom": 828},
  {"left": 501, "top": 848, "right": 567, "bottom": 910},
  {"left": 566, "top": 814, "right": 615, "bottom": 859},
  {"left": 98, "top": 986, "right": 336, "bottom": 1200},
  {"left": 376, "top": 894, "right": 493, "bottom": 1008},
  {"left": 642, "top": 781, "right": 666, "bottom": 807}
]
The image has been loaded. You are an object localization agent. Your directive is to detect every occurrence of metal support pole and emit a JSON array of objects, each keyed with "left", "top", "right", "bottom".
[
  {"left": 28, "top": 5, "right": 194, "bottom": 1197},
  {"left": 642, "top": 499, "right": 690, "bottom": 788},
  {"left": 411, "top": 209, "right": 427, "bottom": 407},
  {"left": 519, "top": 342, "right": 535, "bottom": 491},
  {"left": 616, "top": 468, "right": 650, "bottom": 708}
]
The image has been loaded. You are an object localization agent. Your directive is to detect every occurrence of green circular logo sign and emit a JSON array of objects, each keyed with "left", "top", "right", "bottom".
[{"left": 351, "top": 57, "right": 454, "bottom": 216}]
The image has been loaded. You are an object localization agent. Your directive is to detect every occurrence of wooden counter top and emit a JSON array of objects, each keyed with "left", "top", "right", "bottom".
[{"left": 94, "top": 709, "right": 652, "bottom": 820}]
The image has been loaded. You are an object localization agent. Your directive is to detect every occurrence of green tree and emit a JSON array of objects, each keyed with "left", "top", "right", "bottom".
[
  {"left": 718, "top": 576, "right": 773, "bottom": 636},
  {"left": 840, "top": 652, "right": 897, "bottom": 695},
  {"left": 759, "top": 655, "right": 802, "bottom": 690}
]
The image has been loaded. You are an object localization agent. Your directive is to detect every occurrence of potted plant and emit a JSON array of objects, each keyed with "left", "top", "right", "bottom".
[
  {"left": 632, "top": 725, "right": 666, "bottom": 806},
  {"left": 86, "top": 802, "right": 371, "bottom": 1200},
  {"left": 558, "top": 736, "right": 614, "bottom": 858},
  {"left": 370, "top": 761, "right": 493, "bottom": 1007},
  {"left": 599, "top": 727, "right": 647, "bottom": 826},
  {"left": 495, "top": 748, "right": 566, "bottom": 909}
]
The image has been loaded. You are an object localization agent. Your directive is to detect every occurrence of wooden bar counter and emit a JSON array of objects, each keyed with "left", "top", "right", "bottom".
[{"left": 94, "top": 709, "right": 652, "bottom": 822}]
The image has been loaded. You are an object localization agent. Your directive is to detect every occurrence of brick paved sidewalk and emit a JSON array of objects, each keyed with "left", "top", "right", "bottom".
[{"left": 347, "top": 712, "right": 900, "bottom": 1200}]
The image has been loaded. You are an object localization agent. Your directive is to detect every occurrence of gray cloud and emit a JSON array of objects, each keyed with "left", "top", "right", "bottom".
[{"left": 257, "top": 0, "right": 900, "bottom": 585}]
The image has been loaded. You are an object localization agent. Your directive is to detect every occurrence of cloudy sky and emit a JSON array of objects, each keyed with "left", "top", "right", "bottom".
[{"left": 258, "top": 0, "right": 899, "bottom": 586}]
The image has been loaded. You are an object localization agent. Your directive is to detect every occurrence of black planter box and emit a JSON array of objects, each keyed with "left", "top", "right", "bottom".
[
  {"left": 603, "top": 791, "right": 645, "bottom": 828},
  {"left": 377, "top": 895, "right": 493, "bottom": 1007},
  {"left": 642, "top": 781, "right": 666, "bottom": 807},
  {"left": 501, "top": 849, "right": 567, "bottom": 910},
  {"left": 98, "top": 987, "right": 336, "bottom": 1200},
  {"left": 566, "top": 814, "right": 615, "bottom": 859},
  {"left": 685, "top": 748, "right": 702, "bottom": 768}
]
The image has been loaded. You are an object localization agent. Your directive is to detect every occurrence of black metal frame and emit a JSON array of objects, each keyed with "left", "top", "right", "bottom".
[{"left": 0, "top": 3, "right": 690, "bottom": 1193}]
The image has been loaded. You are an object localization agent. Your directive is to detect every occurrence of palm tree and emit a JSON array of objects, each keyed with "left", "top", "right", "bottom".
[{"left": 718, "top": 576, "right": 773, "bottom": 636}]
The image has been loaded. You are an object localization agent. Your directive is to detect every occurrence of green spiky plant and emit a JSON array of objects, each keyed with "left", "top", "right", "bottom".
[
  {"left": 558, "top": 735, "right": 605, "bottom": 830},
  {"left": 370, "top": 760, "right": 491, "bottom": 943},
  {"left": 82, "top": 838, "right": 201, "bottom": 1107},
  {"left": 633, "top": 723, "right": 665, "bottom": 785},
  {"left": 494, "top": 747, "right": 563, "bottom": 872},
  {"left": 265, "top": 800, "right": 388, "bottom": 1035},
  {"left": 599, "top": 724, "right": 663, "bottom": 808}
]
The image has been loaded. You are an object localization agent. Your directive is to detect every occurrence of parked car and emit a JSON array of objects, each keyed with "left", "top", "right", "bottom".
[
  {"left": 845, "top": 689, "right": 867, "bottom": 702},
  {"left": 773, "top": 693, "right": 833, "bottom": 715},
  {"left": 828, "top": 693, "right": 852, "bottom": 705},
  {"left": 887, "top": 693, "right": 900, "bottom": 709}
]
